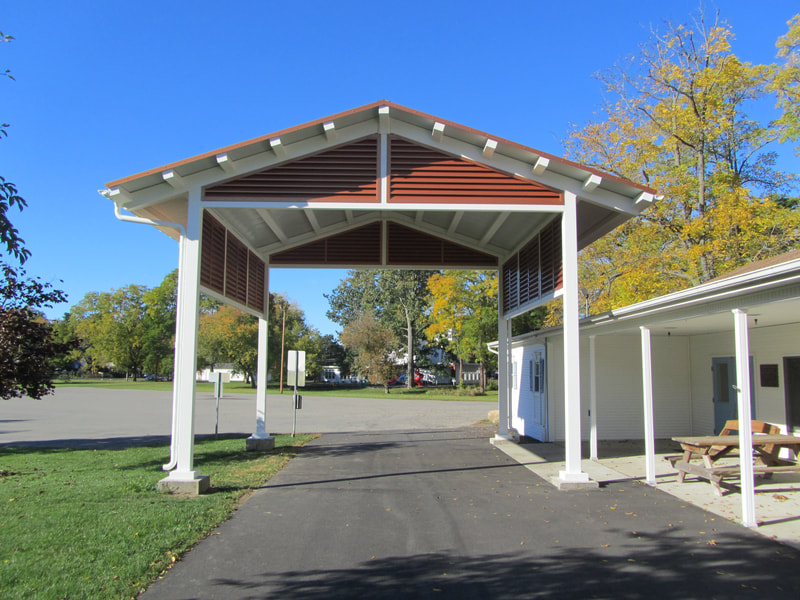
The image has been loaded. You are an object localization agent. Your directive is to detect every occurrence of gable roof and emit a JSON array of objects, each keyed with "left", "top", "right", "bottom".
[{"left": 103, "top": 101, "right": 657, "bottom": 272}]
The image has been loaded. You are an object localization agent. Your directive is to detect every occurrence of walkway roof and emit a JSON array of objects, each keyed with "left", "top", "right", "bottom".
[{"left": 103, "top": 101, "right": 655, "bottom": 270}]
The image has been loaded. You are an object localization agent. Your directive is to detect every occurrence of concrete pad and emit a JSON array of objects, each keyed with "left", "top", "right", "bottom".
[
  {"left": 245, "top": 436, "right": 275, "bottom": 451},
  {"left": 157, "top": 474, "right": 210, "bottom": 495},
  {"left": 496, "top": 439, "right": 800, "bottom": 551}
]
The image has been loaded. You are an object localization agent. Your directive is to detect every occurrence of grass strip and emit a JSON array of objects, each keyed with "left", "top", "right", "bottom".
[
  {"left": 55, "top": 379, "right": 497, "bottom": 402},
  {"left": 0, "top": 434, "right": 315, "bottom": 599}
]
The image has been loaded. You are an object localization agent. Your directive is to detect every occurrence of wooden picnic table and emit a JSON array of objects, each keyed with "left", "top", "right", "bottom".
[{"left": 670, "top": 434, "right": 800, "bottom": 496}]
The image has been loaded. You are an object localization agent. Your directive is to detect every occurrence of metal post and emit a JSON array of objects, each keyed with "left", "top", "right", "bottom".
[
  {"left": 640, "top": 326, "right": 656, "bottom": 486},
  {"left": 560, "top": 192, "right": 589, "bottom": 484},
  {"left": 589, "top": 335, "right": 598, "bottom": 461},
  {"left": 733, "top": 309, "right": 756, "bottom": 528}
]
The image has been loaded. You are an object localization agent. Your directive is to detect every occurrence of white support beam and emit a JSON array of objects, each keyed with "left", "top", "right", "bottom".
[
  {"left": 216, "top": 153, "right": 238, "bottom": 174},
  {"left": 432, "top": 121, "right": 445, "bottom": 142},
  {"left": 589, "top": 335, "right": 598, "bottom": 461},
  {"left": 158, "top": 189, "right": 208, "bottom": 493},
  {"left": 269, "top": 137, "right": 286, "bottom": 160},
  {"left": 379, "top": 134, "right": 389, "bottom": 203},
  {"left": 493, "top": 314, "right": 513, "bottom": 442},
  {"left": 323, "top": 120, "right": 337, "bottom": 143},
  {"left": 532, "top": 156, "right": 550, "bottom": 176},
  {"left": 635, "top": 192, "right": 654, "bottom": 205},
  {"left": 733, "top": 308, "right": 757, "bottom": 528},
  {"left": 304, "top": 208, "right": 321, "bottom": 232},
  {"left": 247, "top": 306, "right": 275, "bottom": 451},
  {"left": 162, "top": 169, "right": 184, "bottom": 189},
  {"left": 447, "top": 210, "right": 464, "bottom": 234},
  {"left": 105, "top": 186, "right": 132, "bottom": 204},
  {"left": 257, "top": 209, "right": 289, "bottom": 243},
  {"left": 344, "top": 210, "right": 354, "bottom": 224},
  {"left": 583, "top": 174, "right": 602, "bottom": 192},
  {"left": 640, "top": 326, "right": 657, "bottom": 486},
  {"left": 378, "top": 105, "right": 391, "bottom": 132},
  {"left": 559, "top": 190, "right": 591, "bottom": 485},
  {"left": 480, "top": 211, "right": 510, "bottom": 246},
  {"left": 482, "top": 138, "right": 498, "bottom": 158}
]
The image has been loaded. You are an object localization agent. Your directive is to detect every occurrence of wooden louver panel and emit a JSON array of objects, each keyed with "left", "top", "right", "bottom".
[
  {"left": 204, "top": 137, "right": 379, "bottom": 202},
  {"left": 270, "top": 223, "right": 382, "bottom": 266},
  {"left": 247, "top": 250, "right": 265, "bottom": 312},
  {"left": 200, "top": 212, "right": 267, "bottom": 313},
  {"left": 501, "top": 218, "right": 563, "bottom": 316},
  {"left": 225, "top": 235, "right": 249, "bottom": 306},
  {"left": 389, "top": 137, "right": 562, "bottom": 205},
  {"left": 387, "top": 223, "right": 497, "bottom": 267},
  {"left": 200, "top": 213, "right": 227, "bottom": 295}
]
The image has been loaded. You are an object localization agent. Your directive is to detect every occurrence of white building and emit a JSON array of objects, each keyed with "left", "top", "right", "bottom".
[{"left": 506, "top": 250, "right": 800, "bottom": 446}]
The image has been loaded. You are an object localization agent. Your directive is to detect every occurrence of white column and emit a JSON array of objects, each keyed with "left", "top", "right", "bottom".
[
  {"left": 733, "top": 309, "right": 757, "bottom": 528},
  {"left": 247, "top": 311, "right": 276, "bottom": 450},
  {"left": 640, "top": 326, "right": 657, "bottom": 486},
  {"left": 494, "top": 315, "right": 513, "bottom": 441},
  {"left": 160, "top": 190, "right": 206, "bottom": 492},
  {"left": 560, "top": 191, "right": 588, "bottom": 483},
  {"left": 589, "top": 335, "right": 598, "bottom": 461}
]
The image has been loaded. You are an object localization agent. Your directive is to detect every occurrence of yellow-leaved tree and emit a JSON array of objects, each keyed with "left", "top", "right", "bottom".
[{"left": 566, "top": 13, "right": 800, "bottom": 316}]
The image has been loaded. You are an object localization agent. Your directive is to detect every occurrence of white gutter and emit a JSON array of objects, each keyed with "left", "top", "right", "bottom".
[{"left": 105, "top": 192, "right": 186, "bottom": 471}]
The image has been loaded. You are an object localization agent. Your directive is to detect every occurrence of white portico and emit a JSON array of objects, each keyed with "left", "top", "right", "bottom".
[{"left": 101, "top": 101, "right": 655, "bottom": 493}]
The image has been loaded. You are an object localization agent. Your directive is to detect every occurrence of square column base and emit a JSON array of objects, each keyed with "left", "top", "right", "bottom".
[
  {"left": 158, "top": 474, "right": 210, "bottom": 495},
  {"left": 246, "top": 435, "right": 275, "bottom": 451},
  {"left": 552, "top": 471, "right": 600, "bottom": 491}
]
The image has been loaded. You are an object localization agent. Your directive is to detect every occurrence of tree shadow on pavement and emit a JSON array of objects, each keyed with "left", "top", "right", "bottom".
[{"left": 211, "top": 529, "right": 800, "bottom": 599}]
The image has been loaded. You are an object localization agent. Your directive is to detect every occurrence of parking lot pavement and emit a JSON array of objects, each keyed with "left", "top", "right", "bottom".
[
  {"left": 142, "top": 427, "right": 800, "bottom": 600},
  {"left": 0, "top": 386, "right": 492, "bottom": 448}
]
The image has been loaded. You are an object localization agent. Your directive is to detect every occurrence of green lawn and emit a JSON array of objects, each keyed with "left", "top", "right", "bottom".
[
  {"left": 0, "top": 434, "right": 315, "bottom": 599},
  {"left": 56, "top": 379, "right": 498, "bottom": 402}
]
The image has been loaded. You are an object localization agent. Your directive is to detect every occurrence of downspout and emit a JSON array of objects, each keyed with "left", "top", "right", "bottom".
[{"left": 107, "top": 195, "right": 187, "bottom": 471}]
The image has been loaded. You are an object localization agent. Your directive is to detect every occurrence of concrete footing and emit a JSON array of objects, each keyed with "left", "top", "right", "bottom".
[
  {"left": 551, "top": 476, "right": 601, "bottom": 491},
  {"left": 246, "top": 435, "right": 276, "bottom": 451},
  {"left": 157, "top": 475, "right": 211, "bottom": 495}
]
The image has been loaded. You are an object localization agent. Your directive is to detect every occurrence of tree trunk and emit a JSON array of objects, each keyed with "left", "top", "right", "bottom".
[{"left": 479, "top": 362, "right": 486, "bottom": 394}]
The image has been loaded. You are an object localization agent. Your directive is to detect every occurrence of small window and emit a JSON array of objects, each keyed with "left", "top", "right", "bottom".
[
  {"left": 513, "top": 362, "right": 518, "bottom": 389},
  {"left": 529, "top": 360, "right": 534, "bottom": 391}
]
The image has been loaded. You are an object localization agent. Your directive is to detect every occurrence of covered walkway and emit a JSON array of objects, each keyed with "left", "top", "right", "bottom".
[{"left": 102, "top": 101, "right": 655, "bottom": 492}]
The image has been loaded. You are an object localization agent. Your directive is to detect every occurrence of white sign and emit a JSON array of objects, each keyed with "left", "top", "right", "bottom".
[{"left": 287, "top": 350, "right": 306, "bottom": 387}]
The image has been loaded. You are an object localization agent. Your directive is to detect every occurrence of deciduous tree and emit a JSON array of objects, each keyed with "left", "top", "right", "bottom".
[
  {"left": 326, "top": 270, "right": 433, "bottom": 387},
  {"left": 0, "top": 31, "right": 70, "bottom": 398},
  {"left": 566, "top": 13, "right": 800, "bottom": 314},
  {"left": 340, "top": 311, "right": 397, "bottom": 393}
]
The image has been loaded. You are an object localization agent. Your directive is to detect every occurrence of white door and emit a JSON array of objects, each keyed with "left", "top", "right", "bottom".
[{"left": 528, "top": 350, "right": 548, "bottom": 440}]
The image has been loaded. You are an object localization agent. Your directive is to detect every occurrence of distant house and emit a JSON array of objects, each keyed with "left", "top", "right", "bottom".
[
  {"left": 505, "top": 250, "right": 800, "bottom": 444},
  {"left": 196, "top": 364, "right": 246, "bottom": 383}
]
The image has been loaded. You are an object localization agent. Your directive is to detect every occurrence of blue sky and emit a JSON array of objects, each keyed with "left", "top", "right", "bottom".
[{"left": 2, "top": 1, "right": 798, "bottom": 337}]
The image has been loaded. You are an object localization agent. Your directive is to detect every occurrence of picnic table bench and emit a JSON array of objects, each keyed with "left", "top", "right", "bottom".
[{"left": 669, "top": 433, "right": 800, "bottom": 496}]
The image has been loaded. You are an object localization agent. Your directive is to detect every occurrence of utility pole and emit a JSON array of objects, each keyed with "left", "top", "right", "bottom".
[{"left": 279, "top": 305, "right": 286, "bottom": 394}]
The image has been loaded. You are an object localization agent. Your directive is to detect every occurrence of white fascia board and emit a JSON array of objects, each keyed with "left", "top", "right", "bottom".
[
  {"left": 121, "top": 120, "right": 380, "bottom": 213},
  {"left": 388, "top": 120, "right": 641, "bottom": 215},
  {"left": 608, "top": 263, "right": 800, "bottom": 321},
  {"left": 202, "top": 200, "right": 564, "bottom": 213},
  {"left": 581, "top": 272, "right": 800, "bottom": 336}
]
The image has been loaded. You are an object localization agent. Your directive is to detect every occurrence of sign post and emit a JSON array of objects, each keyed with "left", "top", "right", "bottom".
[{"left": 287, "top": 350, "right": 306, "bottom": 436}]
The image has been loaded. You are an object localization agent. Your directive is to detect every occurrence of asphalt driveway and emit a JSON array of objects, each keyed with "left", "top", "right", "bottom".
[{"left": 142, "top": 427, "right": 800, "bottom": 600}]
